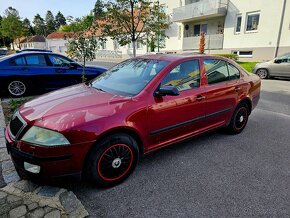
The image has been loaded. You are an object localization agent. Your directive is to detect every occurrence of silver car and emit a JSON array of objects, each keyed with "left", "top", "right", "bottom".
[{"left": 253, "top": 53, "right": 290, "bottom": 79}]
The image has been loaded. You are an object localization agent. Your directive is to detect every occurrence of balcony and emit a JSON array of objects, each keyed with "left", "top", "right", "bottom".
[
  {"left": 173, "top": 0, "right": 228, "bottom": 22},
  {"left": 183, "top": 34, "right": 224, "bottom": 50}
]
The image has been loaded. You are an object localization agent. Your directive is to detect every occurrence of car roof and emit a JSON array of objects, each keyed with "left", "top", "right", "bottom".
[{"left": 137, "top": 54, "right": 228, "bottom": 62}]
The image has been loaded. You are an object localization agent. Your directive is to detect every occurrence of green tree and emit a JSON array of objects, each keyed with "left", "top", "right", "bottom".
[
  {"left": 1, "top": 7, "right": 23, "bottom": 50},
  {"left": 45, "top": 10, "right": 56, "bottom": 35},
  {"left": 93, "top": 0, "right": 105, "bottom": 19},
  {"left": 55, "top": 11, "right": 67, "bottom": 29},
  {"left": 33, "top": 14, "right": 46, "bottom": 36},
  {"left": 60, "top": 14, "right": 95, "bottom": 32},
  {"left": 23, "top": 18, "right": 34, "bottom": 37},
  {"left": 66, "top": 32, "right": 103, "bottom": 82},
  {"left": 98, "top": 0, "right": 169, "bottom": 57}
]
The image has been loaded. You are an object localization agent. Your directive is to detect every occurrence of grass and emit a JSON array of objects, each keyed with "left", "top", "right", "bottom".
[{"left": 237, "top": 61, "right": 259, "bottom": 72}]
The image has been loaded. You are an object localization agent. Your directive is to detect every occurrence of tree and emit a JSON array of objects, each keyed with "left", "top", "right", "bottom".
[
  {"left": 45, "top": 10, "right": 56, "bottom": 35},
  {"left": 1, "top": 7, "right": 23, "bottom": 50},
  {"left": 199, "top": 32, "right": 205, "bottom": 54},
  {"left": 98, "top": 0, "right": 169, "bottom": 57},
  {"left": 93, "top": 0, "right": 105, "bottom": 19},
  {"left": 33, "top": 14, "right": 46, "bottom": 36},
  {"left": 22, "top": 18, "right": 34, "bottom": 37},
  {"left": 66, "top": 32, "right": 103, "bottom": 82},
  {"left": 55, "top": 11, "right": 66, "bottom": 29},
  {"left": 60, "top": 14, "right": 95, "bottom": 32}
]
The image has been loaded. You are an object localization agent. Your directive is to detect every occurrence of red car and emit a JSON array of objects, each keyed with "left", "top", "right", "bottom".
[{"left": 5, "top": 55, "right": 261, "bottom": 186}]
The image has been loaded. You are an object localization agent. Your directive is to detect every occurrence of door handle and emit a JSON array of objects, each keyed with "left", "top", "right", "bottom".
[
  {"left": 55, "top": 69, "right": 65, "bottom": 73},
  {"left": 235, "top": 86, "right": 241, "bottom": 92},
  {"left": 196, "top": 95, "right": 206, "bottom": 101}
]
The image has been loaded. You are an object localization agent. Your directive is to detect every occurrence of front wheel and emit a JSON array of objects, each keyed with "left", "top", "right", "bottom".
[
  {"left": 256, "top": 69, "right": 268, "bottom": 79},
  {"left": 227, "top": 103, "right": 249, "bottom": 134},
  {"left": 84, "top": 133, "right": 139, "bottom": 187}
]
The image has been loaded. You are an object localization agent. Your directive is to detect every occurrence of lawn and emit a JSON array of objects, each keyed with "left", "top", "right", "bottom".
[{"left": 237, "top": 62, "right": 259, "bottom": 73}]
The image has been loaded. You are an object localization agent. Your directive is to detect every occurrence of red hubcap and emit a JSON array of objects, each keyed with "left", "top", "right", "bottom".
[{"left": 97, "top": 144, "right": 133, "bottom": 181}]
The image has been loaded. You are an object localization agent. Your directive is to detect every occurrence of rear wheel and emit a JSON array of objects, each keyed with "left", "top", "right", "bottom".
[
  {"left": 227, "top": 103, "right": 249, "bottom": 134},
  {"left": 84, "top": 133, "right": 139, "bottom": 187},
  {"left": 7, "top": 80, "right": 28, "bottom": 97},
  {"left": 256, "top": 69, "right": 268, "bottom": 79}
]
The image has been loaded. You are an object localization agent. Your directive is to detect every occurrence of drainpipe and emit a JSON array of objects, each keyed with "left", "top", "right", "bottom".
[{"left": 274, "top": 0, "right": 287, "bottom": 58}]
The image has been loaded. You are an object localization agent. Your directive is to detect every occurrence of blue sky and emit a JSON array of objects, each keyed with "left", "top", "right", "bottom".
[{"left": 0, "top": 0, "right": 97, "bottom": 22}]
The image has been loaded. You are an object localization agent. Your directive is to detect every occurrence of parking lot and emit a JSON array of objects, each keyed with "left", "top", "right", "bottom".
[{"left": 50, "top": 77, "right": 288, "bottom": 217}]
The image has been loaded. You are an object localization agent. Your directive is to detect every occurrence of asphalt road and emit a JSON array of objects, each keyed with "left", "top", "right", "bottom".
[{"left": 61, "top": 78, "right": 290, "bottom": 217}]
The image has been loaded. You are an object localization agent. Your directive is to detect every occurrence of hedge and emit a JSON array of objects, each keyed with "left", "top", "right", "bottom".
[{"left": 214, "top": 54, "right": 238, "bottom": 61}]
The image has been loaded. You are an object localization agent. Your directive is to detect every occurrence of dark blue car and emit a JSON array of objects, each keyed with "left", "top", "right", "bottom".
[{"left": 0, "top": 52, "right": 107, "bottom": 97}]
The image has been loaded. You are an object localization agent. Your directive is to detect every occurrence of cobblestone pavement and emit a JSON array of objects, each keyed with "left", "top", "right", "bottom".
[{"left": 0, "top": 99, "right": 88, "bottom": 217}]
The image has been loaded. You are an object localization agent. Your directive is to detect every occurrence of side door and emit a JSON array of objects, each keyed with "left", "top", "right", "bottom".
[
  {"left": 202, "top": 59, "right": 241, "bottom": 128},
  {"left": 47, "top": 54, "right": 81, "bottom": 88},
  {"left": 269, "top": 54, "right": 290, "bottom": 77},
  {"left": 147, "top": 59, "right": 207, "bottom": 151}
]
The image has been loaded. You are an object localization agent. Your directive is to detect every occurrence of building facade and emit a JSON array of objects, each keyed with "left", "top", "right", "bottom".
[{"left": 159, "top": 0, "right": 290, "bottom": 61}]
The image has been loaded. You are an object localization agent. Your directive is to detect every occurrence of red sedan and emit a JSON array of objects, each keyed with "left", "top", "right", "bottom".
[{"left": 5, "top": 55, "right": 261, "bottom": 186}]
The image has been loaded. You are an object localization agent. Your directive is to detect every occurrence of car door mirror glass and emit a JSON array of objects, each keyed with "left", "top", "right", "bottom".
[
  {"left": 69, "top": 62, "right": 79, "bottom": 69},
  {"left": 154, "top": 85, "right": 180, "bottom": 97}
]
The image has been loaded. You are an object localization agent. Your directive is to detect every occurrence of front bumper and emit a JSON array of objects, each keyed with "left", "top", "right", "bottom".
[{"left": 4, "top": 128, "right": 92, "bottom": 180}]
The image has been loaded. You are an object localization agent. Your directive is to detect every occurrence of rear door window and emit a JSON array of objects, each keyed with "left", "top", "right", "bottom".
[
  {"left": 10, "top": 57, "right": 26, "bottom": 66},
  {"left": 25, "top": 55, "right": 47, "bottom": 66}
]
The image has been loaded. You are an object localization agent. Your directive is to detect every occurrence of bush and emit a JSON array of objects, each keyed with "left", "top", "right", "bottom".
[{"left": 214, "top": 54, "right": 238, "bottom": 61}]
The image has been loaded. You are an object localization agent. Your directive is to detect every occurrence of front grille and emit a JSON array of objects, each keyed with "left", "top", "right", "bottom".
[{"left": 9, "top": 111, "right": 27, "bottom": 140}]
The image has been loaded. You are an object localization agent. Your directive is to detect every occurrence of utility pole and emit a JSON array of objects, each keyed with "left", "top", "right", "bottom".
[{"left": 274, "top": 0, "right": 287, "bottom": 58}]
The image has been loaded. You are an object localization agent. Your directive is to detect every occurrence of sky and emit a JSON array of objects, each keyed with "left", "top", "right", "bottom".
[{"left": 0, "top": 0, "right": 97, "bottom": 22}]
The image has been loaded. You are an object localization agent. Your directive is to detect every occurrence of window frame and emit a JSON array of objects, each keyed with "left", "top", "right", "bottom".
[
  {"left": 245, "top": 11, "right": 260, "bottom": 33},
  {"left": 203, "top": 59, "right": 241, "bottom": 85},
  {"left": 235, "top": 14, "right": 242, "bottom": 34},
  {"left": 160, "top": 59, "right": 201, "bottom": 92}
]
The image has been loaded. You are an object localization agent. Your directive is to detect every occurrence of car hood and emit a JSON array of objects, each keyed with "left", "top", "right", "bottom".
[
  {"left": 19, "top": 83, "right": 131, "bottom": 131},
  {"left": 84, "top": 65, "right": 107, "bottom": 72}
]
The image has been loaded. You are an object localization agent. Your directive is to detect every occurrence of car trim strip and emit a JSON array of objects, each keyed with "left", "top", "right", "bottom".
[
  {"left": 9, "top": 145, "right": 72, "bottom": 162},
  {"left": 150, "top": 107, "right": 233, "bottom": 135}
]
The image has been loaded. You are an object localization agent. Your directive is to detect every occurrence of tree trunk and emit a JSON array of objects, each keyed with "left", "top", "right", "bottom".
[
  {"left": 82, "top": 55, "right": 86, "bottom": 82},
  {"left": 132, "top": 40, "right": 136, "bottom": 57}
]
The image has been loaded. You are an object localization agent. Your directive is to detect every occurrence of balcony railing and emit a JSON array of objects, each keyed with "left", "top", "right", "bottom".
[
  {"left": 173, "top": 0, "right": 229, "bottom": 22},
  {"left": 183, "top": 34, "right": 224, "bottom": 50}
]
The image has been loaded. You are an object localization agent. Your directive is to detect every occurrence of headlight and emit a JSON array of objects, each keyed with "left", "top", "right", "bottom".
[{"left": 21, "top": 126, "right": 70, "bottom": 146}]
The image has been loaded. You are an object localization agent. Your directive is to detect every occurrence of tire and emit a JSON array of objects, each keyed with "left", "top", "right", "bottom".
[
  {"left": 227, "top": 103, "right": 249, "bottom": 134},
  {"left": 84, "top": 133, "right": 139, "bottom": 187},
  {"left": 7, "top": 80, "right": 28, "bottom": 97},
  {"left": 256, "top": 69, "right": 268, "bottom": 79}
]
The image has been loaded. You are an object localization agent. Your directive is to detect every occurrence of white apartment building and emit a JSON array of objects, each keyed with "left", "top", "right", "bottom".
[{"left": 159, "top": 0, "right": 290, "bottom": 61}]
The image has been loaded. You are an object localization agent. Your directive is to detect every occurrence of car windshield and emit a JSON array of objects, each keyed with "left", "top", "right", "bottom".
[{"left": 90, "top": 58, "right": 169, "bottom": 96}]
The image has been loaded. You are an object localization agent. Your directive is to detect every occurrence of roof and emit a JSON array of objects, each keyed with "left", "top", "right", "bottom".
[
  {"left": 14, "top": 35, "right": 46, "bottom": 43},
  {"left": 47, "top": 32, "right": 74, "bottom": 39}
]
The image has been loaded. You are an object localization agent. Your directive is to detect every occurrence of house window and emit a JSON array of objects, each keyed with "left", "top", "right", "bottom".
[
  {"left": 178, "top": 26, "right": 182, "bottom": 40},
  {"left": 246, "top": 12, "right": 260, "bottom": 32},
  {"left": 113, "top": 40, "right": 119, "bottom": 50},
  {"left": 194, "top": 24, "right": 201, "bottom": 36},
  {"left": 235, "top": 15, "right": 242, "bottom": 33},
  {"left": 137, "top": 41, "right": 143, "bottom": 49}
]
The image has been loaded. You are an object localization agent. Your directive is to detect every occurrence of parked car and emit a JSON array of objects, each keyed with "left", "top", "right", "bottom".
[
  {"left": 0, "top": 49, "right": 8, "bottom": 57},
  {"left": 0, "top": 52, "right": 107, "bottom": 97},
  {"left": 16, "top": 49, "right": 52, "bottom": 53},
  {"left": 253, "top": 53, "right": 290, "bottom": 79},
  {"left": 4, "top": 55, "right": 261, "bottom": 186}
]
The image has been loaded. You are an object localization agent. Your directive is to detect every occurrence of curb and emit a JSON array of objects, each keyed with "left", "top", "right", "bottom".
[{"left": 0, "top": 98, "right": 89, "bottom": 217}]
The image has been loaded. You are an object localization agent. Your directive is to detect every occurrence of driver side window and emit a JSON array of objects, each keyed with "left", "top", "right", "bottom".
[
  {"left": 277, "top": 54, "right": 290, "bottom": 63},
  {"left": 48, "top": 55, "right": 70, "bottom": 66},
  {"left": 161, "top": 60, "right": 200, "bottom": 92}
]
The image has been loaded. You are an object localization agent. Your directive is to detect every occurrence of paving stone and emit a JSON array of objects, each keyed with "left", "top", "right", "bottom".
[
  {"left": 3, "top": 170, "right": 20, "bottom": 184},
  {"left": 14, "top": 180, "right": 39, "bottom": 193},
  {"left": 43, "top": 206, "right": 53, "bottom": 214},
  {"left": 37, "top": 186, "right": 60, "bottom": 197},
  {"left": 26, "top": 207, "right": 45, "bottom": 218},
  {"left": 0, "top": 203, "right": 11, "bottom": 215},
  {"left": 27, "top": 202, "right": 38, "bottom": 211},
  {"left": 60, "top": 191, "right": 88, "bottom": 217},
  {"left": 9, "top": 205, "right": 27, "bottom": 218},
  {"left": 0, "top": 191, "right": 7, "bottom": 205},
  {"left": 0, "top": 148, "right": 10, "bottom": 162},
  {"left": 6, "top": 194, "right": 22, "bottom": 209},
  {"left": 0, "top": 138, "right": 5, "bottom": 148},
  {"left": 2, "top": 160, "right": 15, "bottom": 173},
  {"left": 44, "top": 210, "right": 61, "bottom": 218}
]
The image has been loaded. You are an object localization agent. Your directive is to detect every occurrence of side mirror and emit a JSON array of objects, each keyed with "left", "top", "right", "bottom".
[
  {"left": 274, "top": 59, "right": 281, "bottom": 64},
  {"left": 69, "top": 62, "right": 79, "bottom": 69},
  {"left": 154, "top": 85, "right": 180, "bottom": 97}
]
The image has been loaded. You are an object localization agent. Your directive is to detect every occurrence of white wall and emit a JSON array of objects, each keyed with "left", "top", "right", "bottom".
[
  {"left": 223, "top": 0, "right": 284, "bottom": 49},
  {"left": 279, "top": 0, "right": 290, "bottom": 48},
  {"left": 46, "top": 39, "right": 68, "bottom": 54}
]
